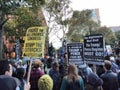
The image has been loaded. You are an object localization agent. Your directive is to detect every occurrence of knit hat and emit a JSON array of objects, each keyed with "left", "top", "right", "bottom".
[{"left": 38, "top": 74, "right": 53, "bottom": 90}]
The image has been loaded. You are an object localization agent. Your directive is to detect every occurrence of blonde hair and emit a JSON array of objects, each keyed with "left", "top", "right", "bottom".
[
  {"left": 38, "top": 74, "right": 53, "bottom": 90},
  {"left": 67, "top": 64, "right": 80, "bottom": 82},
  {"left": 33, "top": 59, "right": 43, "bottom": 68}
]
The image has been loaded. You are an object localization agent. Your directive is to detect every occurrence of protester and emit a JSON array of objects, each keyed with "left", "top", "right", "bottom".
[
  {"left": 0, "top": 60, "right": 30, "bottom": 90},
  {"left": 38, "top": 74, "right": 53, "bottom": 90},
  {"left": 49, "top": 61, "right": 60, "bottom": 90},
  {"left": 55, "top": 64, "right": 67, "bottom": 90},
  {"left": 86, "top": 72, "right": 103, "bottom": 90},
  {"left": 110, "top": 56, "right": 119, "bottom": 73},
  {"left": 16, "top": 67, "right": 26, "bottom": 90},
  {"left": 30, "top": 59, "right": 44, "bottom": 90},
  {"left": 60, "top": 64, "right": 84, "bottom": 90},
  {"left": 100, "top": 60, "right": 119, "bottom": 90},
  {"left": 0, "top": 60, "right": 18, "bottom": 90},
  {"left": 46, "top": 57, "right": 53, "bottom": 68},
  {"left": 114, "top": 45, "right": 120, "bottom": 58}
]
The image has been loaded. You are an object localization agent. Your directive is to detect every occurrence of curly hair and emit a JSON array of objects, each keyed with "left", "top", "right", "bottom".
[
  {"left": 38, "top": 74, "right": 53, "bottom": 90},
  {"left": 33, "top": 59, "right": 43, "bottom": 68}
]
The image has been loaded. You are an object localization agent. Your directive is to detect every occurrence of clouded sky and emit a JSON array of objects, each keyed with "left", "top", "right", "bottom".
[
  {"left": 70, "top": 0, "right": 120, "bottom": 27},
  {"left": 49, "top": 0, "right": 120, "bottom": 49}
]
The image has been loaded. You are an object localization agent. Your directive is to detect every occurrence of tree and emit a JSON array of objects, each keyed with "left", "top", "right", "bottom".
[
  {"left": 115, "top": 31, "right": 120, "bottom": 46},
  {"left": 4, "top": 7, "right": 42, "bottom": 37},
  {"left": 93, "top": 26, "right": 116, "bottom": 46},
  {"left": 0, "top": 0, "right": 45, "bottom": 59},
  {"left": 45, "top": 0, "right": 72, "bottom": 43},
  {"left": 66, "top": 9, "right": 99, "bottom": 42}
]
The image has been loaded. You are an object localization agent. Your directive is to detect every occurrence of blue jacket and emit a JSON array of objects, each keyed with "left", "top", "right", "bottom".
[{"left": 100, "top": 70, "right": 119, "bottom": 90}]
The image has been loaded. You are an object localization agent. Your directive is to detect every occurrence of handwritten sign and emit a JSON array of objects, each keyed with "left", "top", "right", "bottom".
[{"left": 23, "top": 27, "right": 46, "bottom": 58}]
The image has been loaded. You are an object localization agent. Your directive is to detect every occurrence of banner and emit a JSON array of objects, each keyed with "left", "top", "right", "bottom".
[
  {"left": 23, "top": 27, "right": 46, "bottom": 58},
  {"left": 84, "top": 34, "right": 104, "bottom": 65},
  {"left": 67, "top": 42, "right": 84, "bottom": 65}
]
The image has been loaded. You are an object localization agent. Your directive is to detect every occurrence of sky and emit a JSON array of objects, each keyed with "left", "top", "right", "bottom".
[
  {"left": 70, "top": 0, "right": 120, "bottom": 27},
  {"left": 50, "top": 0, "right": 120, "bottom": 49}
]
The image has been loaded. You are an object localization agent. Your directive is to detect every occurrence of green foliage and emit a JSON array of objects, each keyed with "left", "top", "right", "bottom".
[
  {"left": 45, "top": 0, "right": 72, "bottom": 35},
  {"left": 4, "top": 7, "right": 42, "bottom": 37},
  {"left": 0, "top": 0, "right": 45, "bottom": 59},
  {"left": 0, "top": 0, "right": 45, "bottom": 26},
  {"left": 115, "top": 31, "right": 120, "bottom": 41},
  {"left": 4, "top": 20, "right": 16, "bottom": 36},
  {"left": 115, "top": 31, "right": 120, "bottom": 45},
  {"left": 0, "top": 0, "right": 20, "bottom": 14},
  {"left": 67, "top": 9, "right": 99, "bottom": 42},
  {"left": 1, "top": 0, "right": 46, "bottom": 37},
  {"left": 93, "top": 26, "right": 116, "bottom": 46}
]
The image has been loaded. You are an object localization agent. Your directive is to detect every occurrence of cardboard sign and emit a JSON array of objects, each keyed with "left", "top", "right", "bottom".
[
  {"left": 84, "top": 34, "right": 104, "bottom": 65},
  {"left": 67, "top": 42, "right": 84, "bottom": 65},
  {"left": 23, "top": 27, "right": 46, "bottom": 58}
]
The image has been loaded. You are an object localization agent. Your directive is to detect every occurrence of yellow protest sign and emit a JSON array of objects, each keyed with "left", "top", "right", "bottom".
[{"left": 23, "top": 27, "right": 46, "bottom": 58}]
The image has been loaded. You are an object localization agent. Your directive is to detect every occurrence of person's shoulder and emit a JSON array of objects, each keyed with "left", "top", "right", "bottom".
[
  {"left": 13, "top": 77, "right": 21, "bottom": 86},
  {"left": 0, "top": 75, "right": 16, "bottom": 81},
  {"left": 0, "top": 75, "right": 18, "bottom": 90},
  {"left": 63, "top": 76, "right": 67, "bottom": 80}
]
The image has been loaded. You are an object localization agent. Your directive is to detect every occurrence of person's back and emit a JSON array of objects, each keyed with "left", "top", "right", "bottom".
[
  {"left": 60, "top": 64, "right": 84, "bottom": 90},
  {"left": 0, "top": 59, "right": 30, "bottom": 90},
  {"left": 66, "top": 76, "right": 82, "bottom": 90},
  {"left": 49, "top": 62, "right": 60, "bottom": 90},
  {"left": 86, "top": 72, "right": 103, "bottom": 90},
  {"left": 16, "top": 67, "right": 26, "bottom": 90},
  {"left": 30, "top": 59, "right": 44, "bottom": 90},
  {"left": 101, "top": 70, "right": 119, "bottom": 90},
  {"left": 0, "top": 75, "right": 17, "bottom": 90},
  {"left": 100, "top": 60, "right": 119, "bottom": 90},
  {"left": 0, "top": 60, "right": 18, "bottom": 90}
]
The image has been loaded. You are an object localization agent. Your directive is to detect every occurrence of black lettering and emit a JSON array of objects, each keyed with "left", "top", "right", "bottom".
[
  {"left": 28, "top": 28, "right": 38, "bottom": 32},
  {"left": 27, "top": 37, "right": 41, "bottom": 40}
]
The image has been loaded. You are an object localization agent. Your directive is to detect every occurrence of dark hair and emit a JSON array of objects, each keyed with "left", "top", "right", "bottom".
[
  {"left": 104, "top": 60, "right": 112, "bottom": 70},
  {"left": 16, "top": 68, "right": 25, "bottom": 79},
  {"left": 0, "top": 60, "right": 10, "bottom": 75}
]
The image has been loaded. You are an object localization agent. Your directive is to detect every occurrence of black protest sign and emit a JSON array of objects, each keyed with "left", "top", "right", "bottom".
[
  {"left": 67, "top": 42, "right": 84, "bottom": 65},
  {"left": 84, "top": 34, "right": 104, "bottom": 65}
]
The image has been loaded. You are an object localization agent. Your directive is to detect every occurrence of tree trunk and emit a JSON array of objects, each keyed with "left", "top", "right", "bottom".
[
  {"left": 0, "top": 18, "right": 9, "bottom": 60},
  {"left": 45, "top": 27, "right": 49, "bottom": 54},
  {"left": 0, "top": 26, "right": 3, "bottom": 60}
]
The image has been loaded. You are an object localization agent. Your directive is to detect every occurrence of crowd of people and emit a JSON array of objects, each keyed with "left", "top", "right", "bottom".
[{"left": 0, "top": 51, "right": 120, "bottom": 90}]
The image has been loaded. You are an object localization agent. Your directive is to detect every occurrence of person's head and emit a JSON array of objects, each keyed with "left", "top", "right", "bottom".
[
  {"left": 104, "top": 60, "right": 112, "bottom": 71},
  {"left": 33, "top": 59, "right": 43, "bottom": 69},
  {"left": 38, "top": 74, "right": 53, "bottom": 90},
  {"left": 67, "top": 64, "right": 80, "bottom": 82},
  {"left": 68, "top": 64, "right": 78, "bottom": 75},
  {"left": 59, "top": 64, "right": 65, "bottom": 74},
  {"left": 52, "top": 62, "right": 59, "bottom": 71},
  {"left": 0, "top": 60, "right": 13, "bottom": 76},
  {"left": 16, "top": 67, "right": 25, "bottom": 79}
]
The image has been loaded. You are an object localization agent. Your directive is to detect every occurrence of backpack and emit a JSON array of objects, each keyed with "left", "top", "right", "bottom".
[{"left": 66, "top": 78, "right": 81, "bottom": 90}]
